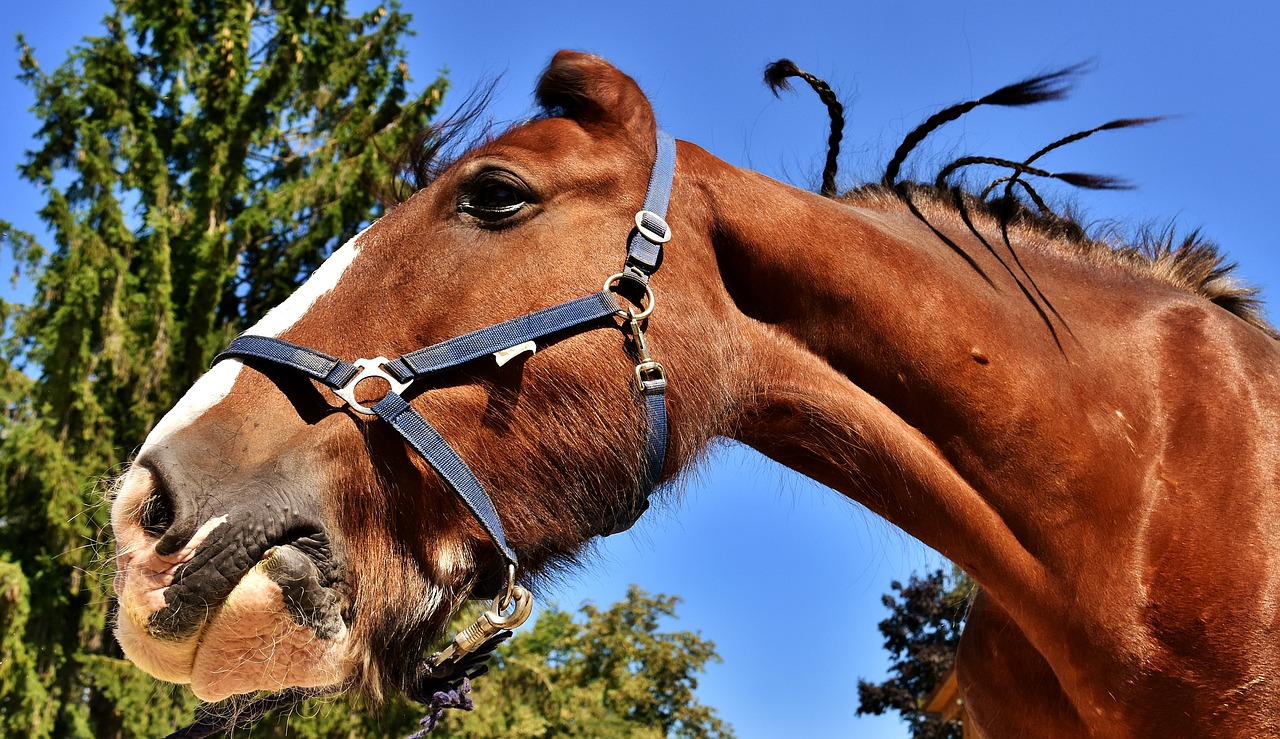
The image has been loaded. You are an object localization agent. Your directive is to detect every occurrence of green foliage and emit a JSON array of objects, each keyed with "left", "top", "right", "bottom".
[
  {"left": 229, "top": 689, "right": 425, "bottom": 738},
  {"left": 2, "top": 6, "right": 733, "bottom": 738},
  {"left": 76, "top": 655, "right": 201, "bottom": 738},
  {"left": 0, "top": 2, "right": 444, "bottom": 735},
  {"left": 0, "top": 559, "right": 50, "bottom": 735},
  {"left": 856, "top": 568, "right": 974, "bottom": 739},
  {"left": 433, "top": 585, "right": 733, "bottom": 739}
]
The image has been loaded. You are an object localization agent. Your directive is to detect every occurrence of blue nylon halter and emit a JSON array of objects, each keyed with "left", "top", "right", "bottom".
[{"left": 213, "top": 131, "right": 677, "bottom": 570}]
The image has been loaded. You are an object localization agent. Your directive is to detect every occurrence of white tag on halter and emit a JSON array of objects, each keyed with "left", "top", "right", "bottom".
[{"left": 493, "top": 341, "right": 537, "bottom": 367}]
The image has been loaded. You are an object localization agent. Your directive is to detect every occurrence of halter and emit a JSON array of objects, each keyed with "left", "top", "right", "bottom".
[{"left": 171, "top": 131, "right": 677, "bottom": 736}]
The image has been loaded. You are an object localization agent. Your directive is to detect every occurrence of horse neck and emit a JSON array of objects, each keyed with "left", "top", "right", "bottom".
[
  {"left": 676, "top": 144, "right": 1280, "bottom": 727},
  {"left": 684, "top": 144, "right": 1152, "bottom": 607}
]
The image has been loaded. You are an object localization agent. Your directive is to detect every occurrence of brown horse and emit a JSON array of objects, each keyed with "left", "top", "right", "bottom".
[{"left": 110, "top": 51, "right": 1280, "bottom": 737}]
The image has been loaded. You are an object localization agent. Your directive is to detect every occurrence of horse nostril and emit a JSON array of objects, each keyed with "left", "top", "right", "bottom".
[
  {"left": 136, "top": 464, "right": 201, "bottom": 556},
  {"left": 140, "top": 483, "right": 176, "bottom": 539}
]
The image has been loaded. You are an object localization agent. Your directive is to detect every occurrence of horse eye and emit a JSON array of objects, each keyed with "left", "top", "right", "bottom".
[{"left": 458, "top": 172, "right": 531, "bottom": 222}]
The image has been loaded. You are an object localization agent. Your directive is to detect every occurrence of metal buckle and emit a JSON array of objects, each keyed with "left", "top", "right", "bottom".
[
  {"left": 333, "top": 357, "right": 412, "bottom": 415},
  {"left": 634, "top": 210, "right": 672, "bottom": 244},
  {"left": 635, "top": 360, "right": 667, "bottom": 388},
  {"left": 620, "top": 308, "right": 668, "bottom": 388}
]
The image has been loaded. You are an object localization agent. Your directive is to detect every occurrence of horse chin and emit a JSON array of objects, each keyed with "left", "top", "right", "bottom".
[
  {"left": 190, "top": 560, "right": 351, "bottom": 701},
  {"left": 114, "top": 546, "right": 353, "bottom": 702}
]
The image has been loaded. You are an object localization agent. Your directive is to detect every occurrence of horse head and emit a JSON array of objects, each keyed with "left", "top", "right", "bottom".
[{"left": 110, "top": 51, "right": 741, "bottom": 701}]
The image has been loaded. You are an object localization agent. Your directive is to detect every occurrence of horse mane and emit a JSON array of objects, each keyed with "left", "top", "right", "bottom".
[
  {"left": 845, "top": 182, "right": 1272, "bottom": 336},
  {"left": 764, "top": 59, "right": 844, "bottom": 198},
  {"left": 765, "top": 61, "right": 1273, "bottom": 337}
]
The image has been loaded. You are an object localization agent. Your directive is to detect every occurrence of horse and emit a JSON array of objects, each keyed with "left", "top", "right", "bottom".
[{"left": 109, "top": 50, "right": 1280, "bottom": 737}]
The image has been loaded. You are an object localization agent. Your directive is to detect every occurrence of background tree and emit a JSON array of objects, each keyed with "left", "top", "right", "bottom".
[
  {"left": 238, "top": 585, "right": 733, "bottom": 738},
  {"left": 0, "top": 2, "right": 444, "bottom": 736},
  {"left": 857, "top": 568, "right": 974, "bottom": 739},
  {"left": 433, "top": 585, "right": 733, "bottom": 739}
]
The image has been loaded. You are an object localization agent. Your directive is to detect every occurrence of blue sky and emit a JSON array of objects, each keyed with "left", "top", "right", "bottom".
[{"left": 3, "top": 2, "right": 1278, "bottom": 737}]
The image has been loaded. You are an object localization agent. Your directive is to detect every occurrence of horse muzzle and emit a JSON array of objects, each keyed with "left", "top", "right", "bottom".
[{"left": 111, "top": 461, "right": 352, "bottom": 700}]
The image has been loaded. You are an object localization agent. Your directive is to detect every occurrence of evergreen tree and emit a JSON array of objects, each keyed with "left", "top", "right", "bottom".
[
  {"left": 856, "top": 568, "right": 974, "bottom": 739},
  {"left": 0, "top": 2, "right": 444, "bottom": 735}
]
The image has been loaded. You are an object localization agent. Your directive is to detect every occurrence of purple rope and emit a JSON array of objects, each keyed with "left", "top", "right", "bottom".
[{"left": 406, "top": 677, "right": 475, "bottom": 738}]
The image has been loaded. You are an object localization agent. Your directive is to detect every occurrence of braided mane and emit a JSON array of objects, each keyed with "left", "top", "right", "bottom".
[
  {"left": 764, "top": 59, "right": 844, "bottom": 198},
  {"left": 849, "top": 183, "right": 1272, "bottom": 336},
  {"left": 765, "top": 61, "right": 1272, "bottom": 337}
]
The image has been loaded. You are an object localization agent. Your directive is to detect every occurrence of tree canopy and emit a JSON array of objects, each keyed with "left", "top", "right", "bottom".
[
  {"left": 1, "top": 1, "right": 443, "bottom": 735},
  {"left": 0, "top": 4, "right": 734, "bottom": 737},
  {"left": 856, "top": 568, "right": 973, "bottom": 739},
  {"left": 434, "top": 586, "right": 733, "bottom": 739}
]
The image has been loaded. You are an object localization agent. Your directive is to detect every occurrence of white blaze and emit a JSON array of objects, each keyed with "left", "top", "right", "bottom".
[
  {"left": 241, "top": 227, "right": 366, "bottom": 340},
  {"left": 141, "top": 227, "right": 372, "bottom": 453}
]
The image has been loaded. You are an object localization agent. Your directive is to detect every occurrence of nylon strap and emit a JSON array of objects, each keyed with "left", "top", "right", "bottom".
[
  {"left": 217, "top": 335, "right": 519, "bottom": 566},
  {"left": 214, "top": 335, "right": 359, "bottom": 388},
  {"left": 214, "top": 284, "right": 659, "bottom": 568},
  {"left": 594, "top": 375, "right": 667, "bottom": 536},
  {"left": 372, "top": 393, "right": 517, "bottom": 563},
  {"left": 640, "top": 378, "right": 667, "bottom": 486},
  {"left": 386, "top": 291, "right": 621, "bottom": 383},
  {"left": 211, "top": 130, "right": 676, "bottom": 573},
  {"left": 624, "top": 131, "right": 676, "bottom": 280}
]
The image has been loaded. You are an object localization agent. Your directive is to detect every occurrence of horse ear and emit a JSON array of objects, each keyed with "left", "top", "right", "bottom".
[{"left": 535, "top": 51, "right": 657, "bottom": 137}]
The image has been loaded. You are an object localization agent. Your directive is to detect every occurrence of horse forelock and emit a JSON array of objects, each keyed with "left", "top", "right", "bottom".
[{"left": 395, "top": 82, "right": 509, "bottom": 201}]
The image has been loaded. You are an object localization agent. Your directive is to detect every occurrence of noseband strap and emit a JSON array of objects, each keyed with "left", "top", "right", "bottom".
[
  {"left": 213, "top": 130, "right": 677, "bottom": 570},
  {"left": 174, "top": 130, "right": 676, "bottom": 739},
  {"left": 215, "top": 289, "right": 629, "bottom": 565}
]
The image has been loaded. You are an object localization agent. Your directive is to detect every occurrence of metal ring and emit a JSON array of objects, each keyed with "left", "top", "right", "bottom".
[
  {"left": 333, "top": 357, "right": 412, "bottom": 416},
  {"left": 603, "top": 272, "right": 655, "bottom": 320},
  {"left": 499, "top": 563, "right": 517, "bottom": 611},
  {"left": 488, "top": 584, "right": 533, "bottom": 630}
]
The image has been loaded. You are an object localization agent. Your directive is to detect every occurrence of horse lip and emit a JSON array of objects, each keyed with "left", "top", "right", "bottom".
[
  {"left": 258, "top": 543, "right": 347, "bottom": 639},
  {"left": 145, "top": 528, "right": 341, "bottom": 640}
]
